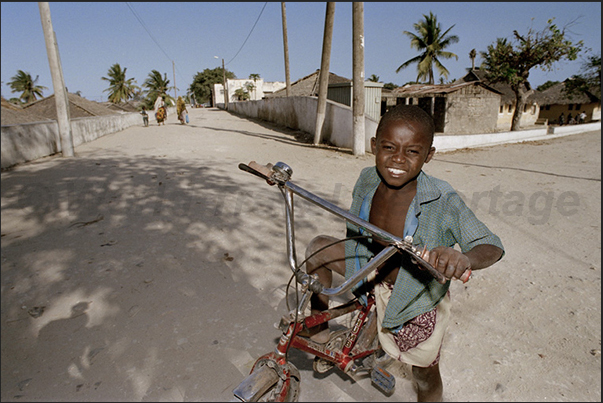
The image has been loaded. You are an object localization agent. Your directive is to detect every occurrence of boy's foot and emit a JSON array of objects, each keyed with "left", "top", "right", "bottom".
[{"left": 298, "top": 324, "right": 330, "bottom": 344}]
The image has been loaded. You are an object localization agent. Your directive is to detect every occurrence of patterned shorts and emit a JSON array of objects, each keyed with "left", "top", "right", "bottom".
[{"left": 375, "top": 281, "right": 451, "bottom": 368}]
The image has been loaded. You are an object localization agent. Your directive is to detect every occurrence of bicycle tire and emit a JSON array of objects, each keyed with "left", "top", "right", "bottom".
[{"left": 241, "top": 355, "right": 300, "bottom": 402}]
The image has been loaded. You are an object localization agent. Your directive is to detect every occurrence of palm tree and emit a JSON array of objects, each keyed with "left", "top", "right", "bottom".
[
  {"left": 396, "top": 12, "right": 459, "bottom": 84},
  {"left": 469, "top": 48, "right": 477, "bottom": 70},
  {"left": 101, "top": 63, "right": 139, "bottom": 104},
  {"left": 368, "top": 74, "right": 380, "bottom": 82},
  {"left": 8, "top": 70, "right": 48, "bottom": 104},
  {"left": 143, "top": 70, "right": 174, "bottom": 107},
  {"left": 234, "top": 87, "right": 249, "bottom": 101}
]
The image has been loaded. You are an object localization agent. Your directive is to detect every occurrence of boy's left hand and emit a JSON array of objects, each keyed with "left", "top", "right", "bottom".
[{"left": 419, "top": 246, "right": 471, "bottom": 283}]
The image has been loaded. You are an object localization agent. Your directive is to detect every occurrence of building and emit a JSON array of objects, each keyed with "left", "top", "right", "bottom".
[
  {"left": 265, "top": 69, "right": 352, "bottom": 99},
  {"left": 456, "top": 68, "right": 540, "bottom": 130},
  {"left": 327, "top": 81, "right": 384, "bottom": 121},
  {"left": 531, "top": 81, "right": 601, "bottom": 124},
  {"left": 22, "top": 92, "right": 118, "bottom": 121},
  {"left": 267, "top": 69, "right": 384, "bottom": 121},
  {"left": 386, "top": 82, "right": 502, "bottom": 134},
  {"left": 213, "top": 79, "right": 286, "bottom": 106}
]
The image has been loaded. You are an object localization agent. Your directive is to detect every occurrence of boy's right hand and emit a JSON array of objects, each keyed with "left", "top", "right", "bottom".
[{"left": 419, "top": 246, "right": 471, "bottom": 283}]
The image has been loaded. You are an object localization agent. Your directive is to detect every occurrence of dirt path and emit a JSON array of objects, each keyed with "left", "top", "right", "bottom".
[{"left": 1, "top": 107, "right": 600, "bottom": 401}]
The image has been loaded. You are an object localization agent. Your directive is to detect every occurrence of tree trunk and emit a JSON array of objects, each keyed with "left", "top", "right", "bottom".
[
  {"left": 510, "top": 84, "right": 533, "bottom": 131},
  {"left": 313, "top": 2, "right": 335, "bottom": 145}
]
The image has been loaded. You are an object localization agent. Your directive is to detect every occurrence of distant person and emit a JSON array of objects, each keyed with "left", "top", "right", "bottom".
[
  {"left": 140, "top": 106, "right": 149, "bottom": 127},
  {"left": 579, "top": 111, "right": 587, "bottom": 124},
  {"left": 176, "top": 96, "right": 188, "bottom": 125},
  {"left": 154, "top": 95, "right": 166, "bottom": 126},
  {"left": 558, "top": 112, "right": 565, "bottom": 126},
  {"left": 568, "top": 113, "right": 575, "bottom": 125}
]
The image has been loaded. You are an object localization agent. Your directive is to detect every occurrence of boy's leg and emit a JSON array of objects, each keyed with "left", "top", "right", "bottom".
[
  {"left": 301, "top": 235, "right": 346, "bottom": 342},
  {"left": 412, "top": 364, "right": 443, "bottom": 402}
]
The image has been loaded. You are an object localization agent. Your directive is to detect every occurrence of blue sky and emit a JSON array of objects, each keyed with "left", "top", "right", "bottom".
[{"left": 1, "top": 2, "right": 601, "bottom": 102}]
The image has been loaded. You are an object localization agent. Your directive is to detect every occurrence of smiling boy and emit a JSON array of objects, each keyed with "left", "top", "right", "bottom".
[{"left": 302, "top": 104, "right": 504, "bottom": 401}]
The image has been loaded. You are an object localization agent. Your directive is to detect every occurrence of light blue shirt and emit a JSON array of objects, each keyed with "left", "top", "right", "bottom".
[{"left": 344, "top": 166, "right": 504, "bottom": 330}]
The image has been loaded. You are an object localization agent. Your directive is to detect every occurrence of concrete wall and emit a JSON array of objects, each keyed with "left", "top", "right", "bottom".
[
  {"left": 226, "top": 96, "right": 379, "bottom": 151},
  {"left": 496, "top": 102, "right": 540, "bottom": 130},
  {"left": 227, "top": 97, "right": 601, "bottom": 153},
  {"left": 1, "top": 108, "right": 175, "bottom": 169},
  {"left": 434, "top": 121, "right": 601, "bottom": 152},
  {"left": 538, "top": 102, "right": 601, "bottom": 124}
]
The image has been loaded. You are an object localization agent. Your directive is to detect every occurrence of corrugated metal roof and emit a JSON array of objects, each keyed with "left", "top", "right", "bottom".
[{"left": 391, "top": 81, "right": 502, "bottom": 96}]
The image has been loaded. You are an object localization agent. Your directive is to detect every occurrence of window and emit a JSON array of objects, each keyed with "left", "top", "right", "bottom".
[
  {"left": 499, "top": 105, "right": 504, "bottom": 113},
  {"left": 531, "top": 105, "right": 536, "bottom": 114},
  {"left": 568, "top": 104, "right": 574, "bottom": 110},
  {"left": 576, "top": 104, "right": 581, "bottom": 110}
]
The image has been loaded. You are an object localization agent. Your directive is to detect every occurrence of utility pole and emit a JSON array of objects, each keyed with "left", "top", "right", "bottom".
[
  {"left": 352, "top": 2, "right": 365, "bottom": 156},
  {"left": 281, "top": 2, "right": 291, "bottom": 97},
  {"left": 313, "top": 2, "right": 335, "bottom": 145},
  {"left": 38, "top": 2, "right": 74, "bottom": 157},
  {"left": 222, "top": 58, "right": 228, "bottom": 109},
  {"left": 173, "top": 60, "right": 177, "bottom": 100}
]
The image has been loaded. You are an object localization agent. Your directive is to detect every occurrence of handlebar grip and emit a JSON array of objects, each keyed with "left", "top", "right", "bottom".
[
  {"left": 460, "top": 269, "right": 471, "bottom": 283},
  {"left": 238, "top": 162, "right": 275, "bottom": 185}
]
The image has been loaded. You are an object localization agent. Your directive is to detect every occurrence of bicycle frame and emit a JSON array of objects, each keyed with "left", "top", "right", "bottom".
[{"left": 233, "top": 162, "right": 457, "bottom": 401}]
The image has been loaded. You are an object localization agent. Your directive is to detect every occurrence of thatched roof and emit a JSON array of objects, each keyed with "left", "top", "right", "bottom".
[
  {"left": 22, "top": 92, "right": 118, "bottom": 120},
  {"left": 266, "top": 69, "right": 351, "bottom": 98},
  {"left": 530, "top": 81, "right": 599, "bottom": 105},
  {"left": 1, "top": 97, "right": 54, "bottom": 125}
]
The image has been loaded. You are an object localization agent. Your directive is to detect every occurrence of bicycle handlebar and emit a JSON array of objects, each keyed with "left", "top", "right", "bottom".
[{"left": 238, "top": 162, "right": 471, "bottom": 291}]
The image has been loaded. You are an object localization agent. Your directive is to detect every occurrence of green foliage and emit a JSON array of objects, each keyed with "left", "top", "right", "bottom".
[
  {"left": 8, "top": 70, "right": 48, "bottom": 104},
  {"left": 480, "top": 18, "right": 583, "bottom": 130},
  {"left": 536, "top": 80, "right": 560, "bottom": 91},
  {"left": 564, "top": 53, "right": 601, "bottom": 101},
  {"left": 101, "top": 63, "right": 140, "bottom": 104},
  {"left": 143, "top": 70, "right": 174, "bottom": 108},
  {"left": 383, "top": 82, "right": 398, "bottom": 90},
  {"left": 234, "top": 87, "right": 250, "bottom": 101},
  {"left": 189, "top": 67, "right": 236, "bottom": 105},
  {"left": 396, "top": 11, "right": 459, "bottom": 84},
  {"left": 368, "top": 74, "right": 380, "bottom": 82}
]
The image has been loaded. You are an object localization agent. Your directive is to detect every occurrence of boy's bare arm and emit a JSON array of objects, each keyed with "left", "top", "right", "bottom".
[
  {"left": 420, "top": 244, "right": 503, "bottom": 282},
  {"left": 464, "top": 244, "right": 504, "bottom": 271}
]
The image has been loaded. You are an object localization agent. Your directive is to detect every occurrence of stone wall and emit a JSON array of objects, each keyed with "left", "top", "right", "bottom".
[{"left": 444, "top": 85, "right": 500, "bottom": 134}]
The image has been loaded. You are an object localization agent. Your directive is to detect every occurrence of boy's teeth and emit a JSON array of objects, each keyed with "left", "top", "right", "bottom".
[{"left": 389, "top": 168, "right": 405, "bottom": 174}]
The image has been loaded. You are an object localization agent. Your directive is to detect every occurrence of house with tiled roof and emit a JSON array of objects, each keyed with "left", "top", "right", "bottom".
[
  {"left": 22, "top": 92, "right": 118, "bottom": 121},
  {"left": 265, "top": 69, "right": 351, "bottom": 98}
]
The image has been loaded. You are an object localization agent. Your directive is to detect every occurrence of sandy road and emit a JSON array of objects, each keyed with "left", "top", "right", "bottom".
[{"left": 1, "top": 107, "right": 600, "bottom": 401}]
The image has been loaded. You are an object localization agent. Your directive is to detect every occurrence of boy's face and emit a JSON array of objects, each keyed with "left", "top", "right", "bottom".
[{"left": 370, "top": 119, "right": 435, "bottom": 188}]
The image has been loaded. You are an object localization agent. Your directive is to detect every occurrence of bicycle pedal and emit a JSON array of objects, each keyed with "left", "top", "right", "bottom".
[{"left": 371, "top": 365, "right": 395, "bottom": 395}]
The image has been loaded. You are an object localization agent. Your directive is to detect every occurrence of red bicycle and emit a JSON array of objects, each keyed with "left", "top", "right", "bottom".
[{"left": 233, "top": 161, "right": 470, "bottom": 402}]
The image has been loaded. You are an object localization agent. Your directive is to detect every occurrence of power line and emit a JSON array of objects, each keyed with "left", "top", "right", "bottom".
[
  {"left": 125, "top": 2, "right": 188, "bottom": 91},
  {"left": 125, "top": 2, "right": 172, "bottom": 62},
  {"left": 225, "top": 2, "right": 268, "bottom": 66}
]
